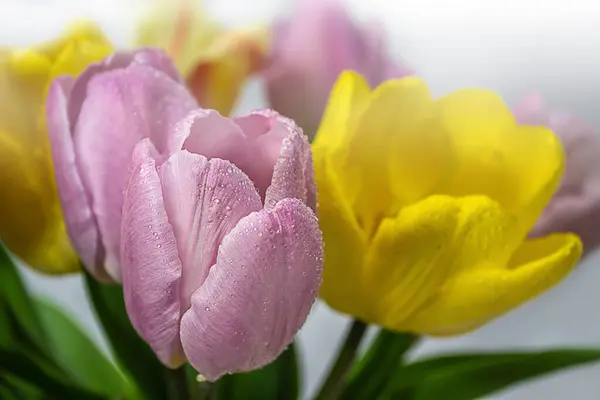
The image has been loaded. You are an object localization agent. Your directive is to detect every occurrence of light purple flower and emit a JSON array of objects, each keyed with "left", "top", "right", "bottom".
[
  {"left": 46, "top": 48, "right": 198, "bottom": 282},
  {"left": 120, "top": 109, "right": 323, "bottom": 379},
  {"left": 264, "top": 0, "right": 412, "bottom": 139},
  {"left": 515, "top": 93, "right": 600, "bottom": 256}
]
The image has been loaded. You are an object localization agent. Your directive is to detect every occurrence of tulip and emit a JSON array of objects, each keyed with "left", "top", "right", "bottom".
[
  {"left": 46, "top": 48, "right": 198, "bottom": 282},
  {"left": 135, "top": 0, "right": 267, "bottom": 116},
  {"left": 120, "top": 108, "right": 323, "bottom": 379},
  {"left": 514, "top": 93, "right": 600, "bottom": 256},
  {"left": 265, "top": 0, "right": 412, "bottom": 140},
  {"left": 313, "top": 71, "right": 582, "bottom": 335},
  {"left": 0, "top": 21, "right": 113, "bottom": 274}
]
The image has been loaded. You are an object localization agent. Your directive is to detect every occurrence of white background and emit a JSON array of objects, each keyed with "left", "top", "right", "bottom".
[{"left": 3, "top": 0, "right": 600, "bottom": 399}]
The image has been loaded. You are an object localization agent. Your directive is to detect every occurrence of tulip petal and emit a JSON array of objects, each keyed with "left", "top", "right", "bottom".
[
  {"left": 158, "top": 150, "right": 262, "bottom": 311},
  {"left": 74, "top": 63, "right": 196, "bottom": 280},
  {"left": 185, "top": 28, "right": 267, "bottom": 115},
  {"left": 238, "top": 110, "right": 316, "bottom": 211},
  {"left": 182, "top": 109, "right": 304, "bottom": 200},
  {"left": 266, "top": 0, "right": 410, "bottom": 139},
  {"left": 344, "top": 77, "right": 451, "bottom": 234},
  {"left": 121, "top": 139, "right": 185, "bottom": 367},
  {"left": 316, "top": 154, "right": 369, "bottom": 320},
  {"left": 401, "top": 233, "right": 581, "bottom": 335},
  {"left": 47, "top": 77, "right": 109, "bottom": 280},
  {"left": 313, "top": 70, "right": 371, "bottom": 154},
  {"left": 514, "top": 95, "right": 600, "bottom": 254},
  {"left": 513, "top": 92, "right": 544, "bottom": 124},
  {"left": 436, "top": 90, "right": 565, "bottom": 228},
  {"left": 68, "top": 48, "right": 184, "bottom": 132},
  {"left": 365, "top": 195, "right": 521, "bottom": 330},
  {"left": 180, "top": 198, "right": 323, "bottom": 380},
  {"left": 180, "top": 109, "right": 247, "bottom": 164}
]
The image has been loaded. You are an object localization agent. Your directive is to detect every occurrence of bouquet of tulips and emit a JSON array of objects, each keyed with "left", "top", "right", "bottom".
[{"left": 2, "top": 0, "right": 600, "bottom": 399}]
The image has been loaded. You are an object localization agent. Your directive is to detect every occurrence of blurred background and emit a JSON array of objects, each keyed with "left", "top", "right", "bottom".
[{"left": 3, "top": 0, "right": 600, "bottom": 398}]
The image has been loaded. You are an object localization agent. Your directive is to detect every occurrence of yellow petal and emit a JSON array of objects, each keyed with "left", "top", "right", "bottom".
[
  {"left": 402, "top": 233, "right": 581, "bottom": 335},
  {"left": 0, "top": 131, "right": 79, "bottom": 274},
  {"left": 134, "top": 0, "right": 220, "bottom": 75},
  {"left": 333, "top": 76, "right": 453, "bottom": 236},
  {"left": 38, "top": 20, "right": 111, "bottom": 63},
  {"left": 48, "top": 36, "right": 113, "bottom": 83},
  {"left": 313, "top": 70, "right": 371, "bottom": 154},
  {"left": 364, "top": 196, "right": 464, "bottom": 328},
  {"left": 316, "top": 151, "right": 370, "bottom": 320},
  {"left": 0, "top": 22, "right": 112, "bottom": 274},
  {"left": 0, "top": 50, "right": 52, "bottom": 137},
  {"left": 186, "top": 27, "right": 268, "bottom": 115},
  {"left": 135, "top": 0, "right": 264, "bottom": 115},
  {"left": 436, "top": 89, "right": 565, "bottom": 229},
  {"left": 365, "top": 195, "right": 522, "bottom": 329}
]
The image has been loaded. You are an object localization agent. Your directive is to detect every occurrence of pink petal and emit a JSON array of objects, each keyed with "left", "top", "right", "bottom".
[
  {"left": 158, "top": 151, "right": 262, "bottom": 312},
  {"left": 121, "top": 139, "right": 184, "bottom": 367},
  {"left": 74, "top": 63, "right": 197, "bottom": 281},
  {"left": 180, "top": 109, "right": 297, "bottom": 200},
  {"left": 234, "top": 110, "right": 289, "bottom": 198},
  {"left": 513, "top": 93, "right": 544, "bottom": 125},
  {"left": 514, "top": 94, "right": 600, "bottom": 255},
  {"left": 46, "top": 77, "right": 110, "bottom": 281},
  {"left": 180, "top": 198, "right": 323, "bottom": 380},
  {"left": 68, "top": 48, "right": 183, "bottom": 131},
  {"left": 253, "top": 111, "right": 316, "bottom": 212},
  {"left": 180, "top": 109, "right": 248, "bottom": 165},
  {"left": 265, "top": 0, "right": 411, "bottom": 138},
  {"left": 360, "top": 24, "right": 413, "bottom": 85},
  {"left": 130, "top": 47, "right": 183, "bottom": 83}
]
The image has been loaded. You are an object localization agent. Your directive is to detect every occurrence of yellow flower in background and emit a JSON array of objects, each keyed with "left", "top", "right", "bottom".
[
  {"left": 313, "top": 71, "right": 582, "bottom": 335},
  {"left": 0, "top": 21, "right": 113, "bottom": 274},
  {"left": 135, "top": 0, "right": 268, "bottom": 116}
]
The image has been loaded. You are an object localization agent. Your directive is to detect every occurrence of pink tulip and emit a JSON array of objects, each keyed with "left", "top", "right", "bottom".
[
  {"left": 264, "top": 0, "right": 412, "bottom": 139},
  {"left": 121, "top": 109, "right": 323, "bottom": 379},
  {"left": 515, "top": 93, "right": 600, "bottom": 256},
  {"left": 47, "top": 48, "right": 198, "bottom": 281}
]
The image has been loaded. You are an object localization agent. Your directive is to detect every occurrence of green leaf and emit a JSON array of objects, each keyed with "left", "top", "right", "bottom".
[
  {"left": 0, "top": 242, "right": 46, "bottom": 349},
  {"left": 34, "top": 296, "right": 134, "bottom": 398},
  {"left": 84, "top": 271, "right": 168, "bottom": 400},
  {"left": 340, "top": 329, "right": 419, "bottom": 400},
  {"left": 0, "top": 297, "right": 15, "bottom": 348},
  {"left": 0, "top": 348, "right": 104, "bottom": 400},
  {"left": 383, "top": 349, "right": 600, "bottom": 400},
  {"left": 214, "top": 342, "right": 300, "bottom": 400},
  {"left": 1, "top": 373, "right": 45, "bottom": 399}
]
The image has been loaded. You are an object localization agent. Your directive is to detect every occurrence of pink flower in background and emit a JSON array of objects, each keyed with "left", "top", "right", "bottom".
[
  {"left": 515, "top": 93, "right": 600, "bottom": 256},
  {"left": 47, "top": 48, "right": 197, "bottom": 282},
  {"left": 264, "top": 0, "right": 412, "bottom": 139},
  {"left": 121, "top": 109, "right": 322, "bottom": 379}
]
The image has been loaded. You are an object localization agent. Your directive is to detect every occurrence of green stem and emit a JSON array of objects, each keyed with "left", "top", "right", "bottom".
[
  {"left": 313, "top": 320, "right": 368, "bottom": 400},
  {"left": 165, "top": 366, "right": 190, "bottom": 400},
  {"left": 199, "top": 382, "right": 216, "bottom": 400}
]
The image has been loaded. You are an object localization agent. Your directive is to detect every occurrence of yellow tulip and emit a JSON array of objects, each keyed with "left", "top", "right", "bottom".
[
  {"left": 135, "top": 0, "right": 267, "bottom": 116},
  {"left": 0, "top": 21, "right": 113, "bottom": 274},
  {"left": 313, "top": 71, "right": 582, "bottom": 335}
]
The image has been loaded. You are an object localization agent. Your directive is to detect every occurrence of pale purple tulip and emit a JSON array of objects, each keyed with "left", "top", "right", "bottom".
[
  {"left": 47, "top": 48, "right": 198, "bottom": 281},
  {"left": 264, "top": 0, "right": 412, "bottom": 139},
  {"left": 515, "top": 93, "right": 600, "bottom": 256},
  {"left": 120, "top": 108, "right": 323, "bottom": 380}
]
